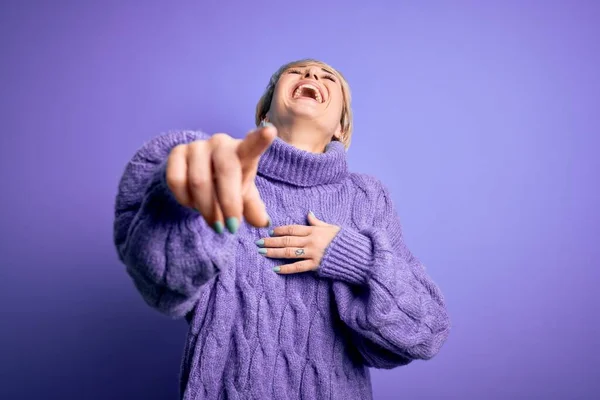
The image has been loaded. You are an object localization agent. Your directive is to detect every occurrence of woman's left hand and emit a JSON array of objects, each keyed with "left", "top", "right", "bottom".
[{"left": 256, "top": 212, "right": 340, "bottom": 274}]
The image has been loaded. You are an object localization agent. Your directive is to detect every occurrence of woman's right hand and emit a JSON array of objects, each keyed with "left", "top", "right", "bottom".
[{"left": 165, "top": 124, "right": 277, "bottom": 233}]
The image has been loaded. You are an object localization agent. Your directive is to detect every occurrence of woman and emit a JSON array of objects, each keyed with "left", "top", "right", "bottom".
[{"left": 114, "top": 59, "right": 450, "bottom": 399}]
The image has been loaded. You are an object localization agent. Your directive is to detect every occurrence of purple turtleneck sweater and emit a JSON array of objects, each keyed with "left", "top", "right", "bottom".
[{"left": 113, "top": 130, "right": 450, "bottom": 400}]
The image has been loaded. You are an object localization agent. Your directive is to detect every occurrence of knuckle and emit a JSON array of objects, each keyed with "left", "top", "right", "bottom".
[
  {"left": 188, "top": 174, "right": 208, "bottom": 190},
  {"left": 285, "top": 248, "right": 294, "bottom": 258},
  {"left": 170, "top": 143, "right": 187, "bottom": 156},
  {"left": 211, "top": 133, "right": 233, "bottom": 146},
  {"left": 283, "top": 236, "right": 292, "bottom": 247},
  {"left": 187, "top": 140, "right": 206, "bottom": 154},
  {"left": 166, "top": 170, "right": 185, "bottom": 190}
]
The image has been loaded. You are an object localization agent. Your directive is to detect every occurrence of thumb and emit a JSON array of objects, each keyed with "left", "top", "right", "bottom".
[
  {"left": 307, "top": 211, "right": 328, "bottom": 227},
  {"left": 237, "top": 124, "right": 277, "bottom": 167}
]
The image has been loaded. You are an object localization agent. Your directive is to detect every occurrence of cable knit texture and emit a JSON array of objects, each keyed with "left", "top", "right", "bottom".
[{"left": 113, "top": 130, "right": 450, "bottom": 400}]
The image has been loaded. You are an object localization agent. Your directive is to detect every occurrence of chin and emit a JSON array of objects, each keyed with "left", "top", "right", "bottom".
[{"left": 286, "top": 102, "right": 322, "bottom": 119}]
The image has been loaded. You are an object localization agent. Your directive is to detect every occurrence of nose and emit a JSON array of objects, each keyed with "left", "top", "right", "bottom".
[{"left": 303, "top": 68, "right": 319, "bottom": 80}]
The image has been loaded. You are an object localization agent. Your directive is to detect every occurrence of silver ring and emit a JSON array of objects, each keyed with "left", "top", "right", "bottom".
[{"left": 295, "top": 248, "right": 305, "bottom": 256}]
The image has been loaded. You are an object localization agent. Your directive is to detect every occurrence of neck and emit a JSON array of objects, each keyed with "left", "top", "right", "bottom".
[{"left": 271, "top": 120, "right": 332, "bottom": 153}]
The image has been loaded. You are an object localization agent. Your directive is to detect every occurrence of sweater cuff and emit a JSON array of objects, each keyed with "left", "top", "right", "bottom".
[{"left": 316, "top": 227, "right": 374, "bottom": 286}]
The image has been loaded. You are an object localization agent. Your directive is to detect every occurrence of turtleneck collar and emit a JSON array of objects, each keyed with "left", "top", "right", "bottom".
[{"left": 257, "top": 137, "right": 349, "bottom": 187}]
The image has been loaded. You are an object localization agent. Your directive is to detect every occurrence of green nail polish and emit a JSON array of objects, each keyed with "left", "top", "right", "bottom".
[
  {"left": 268, "top": 229, "right": 275, "bottom": 237},
  {"left": 265, "top": 215, "right": 272, "bottom": 227},
  {"left": 213, "top": 221, "right": 224, "bottom": 234},
  {"left": 309, "top": 210, "right": 315, "bottom": 217},
  {"left": 273, "top": 266, "right": 281, "bottom": 273},
  {"left": 226, "top": 217, "right": 239, "bottom": 234},
  {"left": 255, "top": 239, "right": 265, "bottom": 247},
  {"left": 258, "top": 248, "right": 267, "bottom": 255}
]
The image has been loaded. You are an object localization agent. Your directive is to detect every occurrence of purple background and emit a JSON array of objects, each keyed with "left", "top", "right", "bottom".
[{"left": 1, "top": 1, "right": 598, "bottom": 399}]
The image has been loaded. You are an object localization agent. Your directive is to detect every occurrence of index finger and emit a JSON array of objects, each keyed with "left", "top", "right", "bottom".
[{"left": 236, "top": 124, "right": 277, "bottom": 165}]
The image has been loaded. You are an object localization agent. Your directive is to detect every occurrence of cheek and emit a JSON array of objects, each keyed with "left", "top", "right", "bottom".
[
  {"left": 269, "top": 91, "right": 285, "bottom": 112},
  {"left": 273, "top": 82, "right": 291, "bottom": 106},
  {"left": 275, "top": 77, "right": 293, "bottom": 95},
  {"left": 331, "top": 91, "right": 345, "bottom": 115}
]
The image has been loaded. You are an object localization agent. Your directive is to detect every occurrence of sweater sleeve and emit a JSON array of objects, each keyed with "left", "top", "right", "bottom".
[
  {"left": 316, "top": 181, "right": 450, "bottom": 369},
  {"left": 113, "top": 130, "right": 237, "bottom": 318}
]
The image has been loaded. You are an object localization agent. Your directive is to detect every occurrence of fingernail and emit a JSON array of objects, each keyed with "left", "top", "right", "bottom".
[
  {"left": 255, "top": 239, "right": 265, "bottom": 247},
  {"left": 226, "top": 217, "right": 239, "bottom": 234},
  {"left": 265, "top": 214, "right": 272, "bottom": 228},
  {"left": 309, "top": 210, "right": 315, "bottom": 217},
  {"left": 258, "top": 248, "right": 267, "bottom": 255},
  {"left": 268, "top": 229, "right": 275, "bottom": 237},
  {"left": 273, "top": 266, "right": 281, "bottom": 273},
  {"left": 213, "top": 221, "right": 224, "bottom": 234}
]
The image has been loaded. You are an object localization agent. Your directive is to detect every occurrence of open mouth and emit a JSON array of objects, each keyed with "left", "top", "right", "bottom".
[{"left": 292, "top": 83, "right": 323, "bottom": 103}]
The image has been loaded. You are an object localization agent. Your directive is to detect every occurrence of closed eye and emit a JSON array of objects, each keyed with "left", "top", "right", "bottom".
[{"left": 288, "top": 69, "right": 336, "bottom": 82}]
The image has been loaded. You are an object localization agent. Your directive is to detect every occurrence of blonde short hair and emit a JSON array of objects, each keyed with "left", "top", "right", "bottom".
[{"left": 255, "top": 59, "right": 353, "bottom": 149}]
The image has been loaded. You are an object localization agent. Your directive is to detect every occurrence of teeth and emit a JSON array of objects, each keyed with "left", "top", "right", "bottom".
[{"left": 293, "top": 84, "right": 322, "bottom": 103}]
